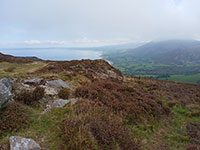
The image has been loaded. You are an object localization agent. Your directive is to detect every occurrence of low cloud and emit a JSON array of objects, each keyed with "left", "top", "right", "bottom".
[
  {"left": 1, "top": 0, "right": 199, "bottom": 47},
  {"left": 24, "top": 40, "right": 41, "bottom": 45},
  {"left": 23, "top": 38, "right": 136, "bottom": 47}
]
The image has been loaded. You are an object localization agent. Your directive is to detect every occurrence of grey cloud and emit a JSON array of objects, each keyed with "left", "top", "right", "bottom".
[{"left": 0, "top": 0, "right": 200, "bottom": 46}]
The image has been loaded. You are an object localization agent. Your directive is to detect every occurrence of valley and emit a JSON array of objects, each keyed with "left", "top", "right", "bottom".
[{"left": 103, "top": 40, "right": 200, "bottom": 84}]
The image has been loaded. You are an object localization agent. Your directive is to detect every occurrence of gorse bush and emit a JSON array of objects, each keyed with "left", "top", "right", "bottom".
[
  {"left": 58, "top": 88, "right": 70, "bottom": 99},
  {"left": 0, "top": 102, "right": 29, "bottom": 137},
  {"left": 75, "top": 79, "right": 170, "bottom": 122},
  {"left": 61, "top": 99, "right": 140, "bottom": 150},
  {"left": 14, "top": 86, "right": 45, "bottom": 105}
]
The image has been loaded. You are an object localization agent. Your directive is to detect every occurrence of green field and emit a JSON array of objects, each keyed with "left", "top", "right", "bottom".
[{"left": 159, "top": 74, "right": 200, "bottom": 84}]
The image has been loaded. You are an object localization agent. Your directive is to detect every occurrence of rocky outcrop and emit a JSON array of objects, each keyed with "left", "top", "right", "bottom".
[
  {"left": 13, "top": 78, "right": 70, "bottom": 97},
  {"left": 10, "top": 136, "right": 41, "bottom": 150},
  {"left": 0, "top": 77, "right": 13, "bottom": 109}
]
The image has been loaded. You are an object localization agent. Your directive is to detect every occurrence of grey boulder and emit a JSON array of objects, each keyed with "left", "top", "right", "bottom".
[
  {"left": 41, "top": 99, "right": 71, "bottom": 114},
  {"left": 38, "top": 97, "right": 50, "bottom": 103},
  {"left": 0, "top": 77, "right": 13, "bottom": 109},
  {"left": 45, "top": 79, "right": 70, "bottom": 89},
  {"left": 51, "top": 99, "right": 70, "bottom": 108},
  {"left": 10, "top": 136, "right": 41, "bottom": 150},
  {"left": 24, "top": 78, "right": 44, "bottom": 86},
  {"left": 0, "top": 77, "right": 12, "bottom": 91}
]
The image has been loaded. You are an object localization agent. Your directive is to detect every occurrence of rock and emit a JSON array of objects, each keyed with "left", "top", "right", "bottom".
[
  {"left": 24, "top": 78, "right": 44, "bottom": 86},
  {"left": 10, "top": 136, "right": 41, "bottom": 150},
  {"left": 0, "top": 77, "right": 13, "bottom": 109},
  {"left": 13, "top": 83, "right": 34, "bottom": 94},
  {"left": 51, "top": 99, "right": 70, "bottom": 108},
  {"left": 41, "top": 99, "right": 72, "bottom": 114},
  {"left": 39, "top": 97, "right": 50, "bottom": 103},
  {"left": 0, "top": 77, "right": 12, "bottom": 91},
  {"left": 40, "top": 85, "right": 58, "bottom": 96},
  {"left": 45, "top": 79, "right": 70, "bottom": 89}
]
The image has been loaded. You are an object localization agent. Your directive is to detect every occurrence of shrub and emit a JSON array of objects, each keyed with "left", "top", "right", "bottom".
[
  {"left": 32, "top": 86, "right": 45, "bottom": 100},
  {"left": 58, "top": 88, "right": 70, "bottom": 99},
  {"left": 0, "top": 102, "right": 29, "bottom": 137},
  {"left": 14, "top": 90, "right": 33, "bottom": 105},
  {"left": 14, "top": 86, "right": 45, "bottom": 105},
  {"left": 75, "top": 79, "right": 170, "bottom": 122},
  {"left": 61, "top": 99, "right": 139, "bottom": 150}
]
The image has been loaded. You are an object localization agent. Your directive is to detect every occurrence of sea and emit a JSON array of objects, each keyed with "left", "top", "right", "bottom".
[{"left": 0, "top": 48, "right": 102, "bottom": 61}]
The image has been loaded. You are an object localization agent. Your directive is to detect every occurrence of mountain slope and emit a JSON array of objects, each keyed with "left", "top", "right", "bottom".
[
  {"left": 124, "top": 40, "right": 200, "bottom": 64},
  {"left": 0, "top": 52, "right": 199, "bottom": 150},
  {"left": 103, "top": 40, "right": 200, "bottom": 84},
  {"left": 0, "top": 52, "right": 42, "bottom": 63}
]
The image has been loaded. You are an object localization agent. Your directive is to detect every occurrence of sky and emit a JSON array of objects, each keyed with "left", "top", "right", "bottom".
[{"left": 0, "top": 0, "right": 200, "bottom": 47}]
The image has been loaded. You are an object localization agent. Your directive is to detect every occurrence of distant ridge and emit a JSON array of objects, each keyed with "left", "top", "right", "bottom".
[
  {"left": 0, "top": 52, "right": 42, "bottom": 63},
  {"left": 124, "top": 40, "right": 200, "bottom": 64}
]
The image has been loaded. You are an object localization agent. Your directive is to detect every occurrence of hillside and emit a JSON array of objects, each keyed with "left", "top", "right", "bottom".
[
  {"left": 0, "top": 52, "right": 42, "bottom": 63},
  {"left": 103, "top": 40, "right": 200, "bottom": 84},
  {"left": 123, "top": 40, "right": 200, "bottom": 64},
  {"left": 0, "top": 53, "right": 199, "bottom": 150}
]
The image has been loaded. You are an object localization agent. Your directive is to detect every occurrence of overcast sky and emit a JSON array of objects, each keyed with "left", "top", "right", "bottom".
[{"left": 0, "top": 0, "right": 200, "bottom": 47}]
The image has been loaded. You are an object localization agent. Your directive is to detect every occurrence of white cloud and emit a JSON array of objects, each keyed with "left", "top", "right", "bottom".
[
  {"left": 24, "top": 40, "right": 41, "bottom": 45},
  {"left": 22, "top": 38, "right": 138, "bottom": 47}
]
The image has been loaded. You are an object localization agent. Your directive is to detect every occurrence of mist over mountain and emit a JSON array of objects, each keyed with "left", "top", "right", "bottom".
[
  {"left": 122, "top": 40, "right": 200, "bottom": 64},
  {"left": 103, "top": 39, "right": 200, "bottom": 84}
]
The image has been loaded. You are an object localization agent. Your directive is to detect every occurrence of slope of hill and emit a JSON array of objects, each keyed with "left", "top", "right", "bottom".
[
  {"left": 0, "top": 53, "right": 199, "bottom": 150},
  {"left": 0, "top": 52, "right": 42, "bottom": 63},
  {"left": 103, "top": 40, "right": 200, "bottom": 84}
]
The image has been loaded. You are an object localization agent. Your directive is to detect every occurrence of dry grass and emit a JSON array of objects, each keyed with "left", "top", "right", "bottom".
[
  {"left": 0, "top": 102, "right": 30, "bottom": 137},
  {"left": 0, "top": 61, "right": 47, "bottom": 78},
  {"left": 61, "top": 99, "right": 140, "bottom": 150}
]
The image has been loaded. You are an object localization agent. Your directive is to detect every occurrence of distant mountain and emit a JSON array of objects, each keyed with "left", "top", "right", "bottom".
[
  {"left": 123, "top": 40, "right": 200, "bottom": 64},
  {"left": 84, "top": 42, "right": 146, "bottom": 53},
  {"left": 98, "top": 42, "right": 146, "bottom": 50},
  {"left": 0, "top": 52, "right": 42, "bottom": 63},
  {"left": 103, "top": 40, "right": 200, "bottom": 84}
]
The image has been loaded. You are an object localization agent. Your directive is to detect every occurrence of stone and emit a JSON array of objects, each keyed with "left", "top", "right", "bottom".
[
  {"left": 0, "top": 77, "right": 12, "bottom": 91},
  {"left": 51, "top": 99, "right": 70, "bottom": 108},
  {"left": 39, "top": 97, "right": 50, "bottom": 103},
  {"left": 24, "top": 78, "right": 44, "bottom": 86},
  {"left": 41, "top": 99, "right": 72, "bottom": 114},
  {"left": 13, "top": 83, "right": 34, "bottom": 94},
  {"left": 0, "top": 77, "right": 13, "bottom": 109},
  {"left": 45, "top": 79, "right": 70, "bottom": 89},
  {"left": 10, "top": 136, "right": 41, "bottom": 150},
  {"left": 40, "top": 85, "right": 58, "bottom": 96}
]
